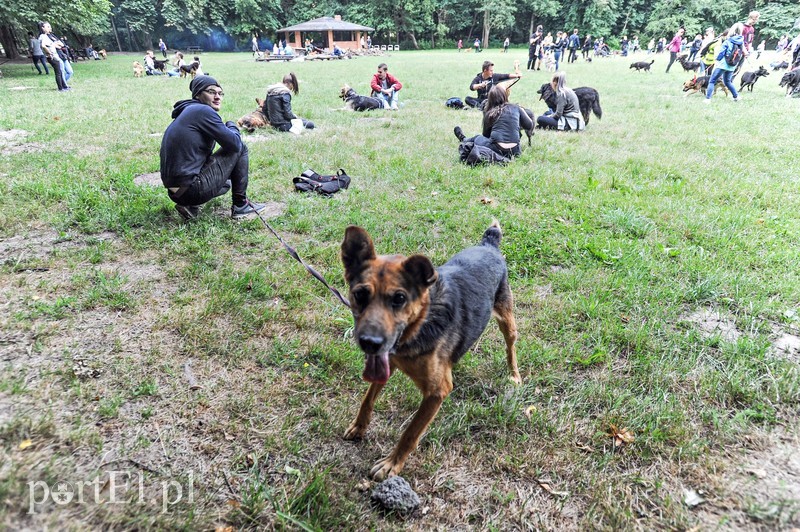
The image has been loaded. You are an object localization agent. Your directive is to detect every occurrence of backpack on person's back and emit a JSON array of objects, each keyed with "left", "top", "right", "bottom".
[{"left": 720, "top": 41, "right": 744, "bottom": 66}]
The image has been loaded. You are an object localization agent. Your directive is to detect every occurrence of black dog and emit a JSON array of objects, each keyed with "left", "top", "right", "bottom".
[
  {"left": 537, "top": 83, "right": 602, "bottom": 125},
  {"left": 630, "top": 60, "right": 654, "bottom": 72},
  {"left": 678, "top": 55, "right": 703, "bottom": 73},
  {"left": 339, "top": 84, "right": 384, "bottom": 111},
  {"left": 739, "top": 66, "right": 769, "bottom": 92},
  {"left": 152, "top": 58, "right": 167, "bottom": 72},
  {"left": 779, "top": 70, "right": 800, "bottom": 97},
  {"left": 772, "top": 61, "right": 789, "bottom": 71}
]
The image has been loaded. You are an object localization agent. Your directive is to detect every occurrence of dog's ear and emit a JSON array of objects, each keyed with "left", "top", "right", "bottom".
[
  {"left": 342, "top": 226, "right": 376, "bottom": 283},
  {"left": 402, "top": 255, "right": 437, "bottom": 289}
]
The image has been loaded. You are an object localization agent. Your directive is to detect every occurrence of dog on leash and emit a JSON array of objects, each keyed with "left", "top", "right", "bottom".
[
  {"left": 179, "top": 61, "right": 200, "bottom": 78},
  {"left": 153, "top": 58, "right": 168, "bottom": 72},
  {"left": 341, "top": 221, "right": 521, "bottom": 480},
  {"left": 677, "top": 55, "right": 703, "bottom": 73},
  {"left": 133, "top": 61, "right": 144, "bottom": 77},
  {"left": 339, "top": 84, "right": 384, "bottom": 111},
  {"left": 537, "top": 83, "right": 602, "bottom": 125},
  {"left": 682, "top": 75, "right": 728, "bottom": 97},
  {"left": 739, "top": 66, "right": 769, "bottom": 92},
  {"left": 236, "top": 98, "right": 270, "bottom": 132},
  {"left": 630, "top": 60, "right": 654, "bottom": 72}
]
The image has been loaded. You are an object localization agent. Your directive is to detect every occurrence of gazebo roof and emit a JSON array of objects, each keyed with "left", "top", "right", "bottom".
[{"left": 278, "top": 16, "right": 374, "bottom": 33}]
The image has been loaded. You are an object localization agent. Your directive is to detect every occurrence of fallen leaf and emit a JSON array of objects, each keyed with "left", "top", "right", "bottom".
[
  {"left": 284, "top": 465, "right": 301, "bottom": 476},
  {"left": 608, "top": 424, "right": 635, "bottom": 447},
  {"left": 216, "top": 526, "right": 235, "bottom": 532},
  {"left": 683, "top": 488, "right": 705, "bottom": 508},
  {"left": 523, "top": 405, "right": 537, "bottom": 419},
  {"left": 19, "top": 439, "right": 33, "bottom": 450},
  {"left": 226, "top": 499, "right": 240, "bottom": 508},
  {"left": 575, "top": 441, "right": 593, "bottom": 453},
  {"left": 619, "top": 314, "right": 630, "bottom": 323},
  {"left": 224, "top": 432, "right": 235, "bottom": 442},
  {"left": 536, "top": 479, "right": 568, "bottom": 498},
  {"left": 480, "top": 197, "right": 493, "bottom": 204}
]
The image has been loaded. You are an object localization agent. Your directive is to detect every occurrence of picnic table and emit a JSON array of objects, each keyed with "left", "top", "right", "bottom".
[
  {"left": 255, "top": 55, "right": 294, "bottom": 62},
  {"left": 186, "top": 46, "right": 203, "bottom": 54}
]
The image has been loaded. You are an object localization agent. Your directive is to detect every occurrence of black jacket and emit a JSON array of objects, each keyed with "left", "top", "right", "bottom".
[
  {"left": 160, "top": 99, "right": 242, "bottom": 187},
  {"left": 262, "top": 83, "right": 296, "bottom": 128},
  {"left": 469, "top": 73, "right": 512, "bottom": 102}
]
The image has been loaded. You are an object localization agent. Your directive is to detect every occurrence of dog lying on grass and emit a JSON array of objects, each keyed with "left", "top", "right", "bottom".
[
  {"left": 682, "top": 75, "right": 728, "bottom": 97},
  {"left": 739, "top": 66, "right": 769, "bottom": 92},
  {"left": 236, "top": 98, "right": 269, "bottom": 132},
  {"left": 630, "top": 60, "right": 654, "bottom": 72},
  {"left": 133, "top": 61, "right": 144, "bottom": 77},
  {"left": 339, "top": 84, "right": 384, "bottom": 111},
  {"left": 537, "top": 83, "right": 602, "bottom": 125},
  {"left": 341, "top": 221, "right": 521, "bottom": 480}
]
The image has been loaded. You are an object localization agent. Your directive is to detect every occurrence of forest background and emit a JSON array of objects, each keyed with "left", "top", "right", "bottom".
[{"left": 1, "top": 0, "right": 800, "bottom": 59}]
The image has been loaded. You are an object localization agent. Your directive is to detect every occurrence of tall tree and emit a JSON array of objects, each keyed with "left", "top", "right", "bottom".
[{"left": 481, "top": 0, "right": 516, "bottom": 47}]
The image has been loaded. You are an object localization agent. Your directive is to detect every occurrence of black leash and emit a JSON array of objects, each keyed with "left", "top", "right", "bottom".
[{"left": 249, "top": 201, "right": 351, "bottom": 309}]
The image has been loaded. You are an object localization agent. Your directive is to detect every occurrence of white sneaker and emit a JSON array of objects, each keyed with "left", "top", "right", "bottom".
[
  {"left": 733, "top": 96, "right": 741, "bottom": 102},
  {"left": 703, "top": 98, "right": 711, "bottom": 104},
  {"left": 391, "top": 102, "right": 398, "bottom": 110}
]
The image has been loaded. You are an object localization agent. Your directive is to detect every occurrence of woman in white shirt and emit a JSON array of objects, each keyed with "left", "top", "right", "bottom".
[{"left": 38, "top": 21, "right": 68, "bottom": 91}]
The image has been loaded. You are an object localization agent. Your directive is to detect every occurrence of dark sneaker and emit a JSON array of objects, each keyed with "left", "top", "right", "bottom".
[
  {"left": 175, "top": 204, "right": 201, "bottom": 220},
  {"left": 454, "top": 126, "right": 465, "bottom": 142},
  {"left": 231, "top": 200, "right": 267, "bottom": 220}
]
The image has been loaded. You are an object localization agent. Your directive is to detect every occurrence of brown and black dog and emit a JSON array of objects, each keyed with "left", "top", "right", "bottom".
[
  {"left": 683, "top": 75, "right": 729, "bottom": 97},
  {"left": 341, "top": 222, "right": 521, "bottom": 480},
  {"left": 179, "top": 61, "right": 200, "bottom": 78},
  {"left": 236, "top": 98, "right": 270, "bottom": 132}
]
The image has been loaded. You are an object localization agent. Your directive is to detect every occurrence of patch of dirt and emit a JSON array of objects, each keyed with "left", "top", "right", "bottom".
[
  {"left": 133, "top": 172, "right": 162, "bottom": 188},
  {"left": 534, "top": 284, "right": 553, "bottom": 299},
  {"left": 0, "top": 230, "right": 118, "bottom": 263},
  {"left": 0, "top": 129, "right": 28, "bottom": 142},
  {"left": 211, "top": 201, "right": 285, "bottom": 219},
  {"left": 771, "top": 332, "right": 800, "bottom": 363},
  {"left": 683, "top": 308, "right": 742, "bottom": 342},
  {"left": 8, "top": 86, "right": 32, "bottom": 91}
]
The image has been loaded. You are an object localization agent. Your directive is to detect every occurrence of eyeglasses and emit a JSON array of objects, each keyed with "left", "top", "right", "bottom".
[{"left": 203, "top": 89, "right": 224, "bottom": 97}]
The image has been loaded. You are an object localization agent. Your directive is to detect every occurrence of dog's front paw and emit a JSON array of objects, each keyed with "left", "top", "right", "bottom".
[
  {"left": 509, "top": 372, "right": 522, "bottom": 386},
  {"left": 343, "top": 421, "right": 367, "bottom": 441},
  {"left": 370, "top": 457, "right": 400, "bottom": 481}
]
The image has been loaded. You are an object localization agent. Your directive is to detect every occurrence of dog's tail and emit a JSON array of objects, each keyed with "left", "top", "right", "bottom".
[
  {"left": 481, "top": 220, "right": 502, "bottom": 248},
  {"left": 592, "top": 93, "right": 602, "bottom": 120},
  {"left": 649, "top": 60, "right": 654, "bottom": 65}
]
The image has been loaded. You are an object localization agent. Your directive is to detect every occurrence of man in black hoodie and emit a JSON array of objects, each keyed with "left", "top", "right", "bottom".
[{"left": 160, "top": 75, "right": 267, "bottom": 220}]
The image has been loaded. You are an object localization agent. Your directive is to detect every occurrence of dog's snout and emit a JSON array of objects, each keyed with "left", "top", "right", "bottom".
[{"left": 358, "top": 334, "right": 385, "bottom": 354}]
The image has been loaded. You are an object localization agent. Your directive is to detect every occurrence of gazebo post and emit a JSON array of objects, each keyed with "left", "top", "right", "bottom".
[
  {"left": 293, "top": 31, "right": 301, "bottom": 49},
  {"left": 328, "top": 30, "right": 333, "bottom": 50}
]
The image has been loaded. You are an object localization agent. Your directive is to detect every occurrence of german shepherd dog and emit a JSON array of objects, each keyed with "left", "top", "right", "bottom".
[
  {"left": 179, "top": 61, "right": 200, "bottom": 78},
  {"left": 152, "top": 58, "right": 168, "bottom": 72},
  {"left": 341, "top": 222, "right": 521, "bottom": 480},
  {"left": 779, "top": 70, "right": 800, "bottom": 97},
  {"left": 677, "top": 55, "right": 703, "bottom": 73},
  {"left": 739, "top": 66, "right": 769, "bottom": 92},
  {"left": 339, "top": 84, "right": 384, "bottom": 111},
  {"left": 682, "top": 75, "right": 729, "bottom": 97},
  {"left": 236, "top": 98, "right": 270, "bottom": 132},
  {"left": 537, "top": 83, "right": 603, "bottom": 125},
  {"left": 630, "top": 60, "right": 654, "bottom": 72}
]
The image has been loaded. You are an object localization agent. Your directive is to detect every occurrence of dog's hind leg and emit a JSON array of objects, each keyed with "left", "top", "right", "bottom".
[
  {"left": 343, "top": 381, "right": 386, "bottom": 441},
  {"left": 493, "top": 282, "right": 522, "bottom": 385}
]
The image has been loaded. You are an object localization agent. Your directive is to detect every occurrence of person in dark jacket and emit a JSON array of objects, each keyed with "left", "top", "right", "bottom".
[
  {"left": 160, "top": 76, "right": 266, "bottom": 221},
  {"left": 262, "top": 72, "right": 315, "bottom": 131},
  {"left": 454, "top": 85, "right": 533, "bottom": 158},
  {"left": 465, "top": 60, "right": 521, "bottom": 109}
]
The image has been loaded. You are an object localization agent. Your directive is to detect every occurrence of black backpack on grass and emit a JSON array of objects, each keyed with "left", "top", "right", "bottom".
[
  {"left": 446, "top": 97, "right": 465, "bottom": 109},
  {"left": 293, "top": 169, "right": 351, "bottom": 196}
]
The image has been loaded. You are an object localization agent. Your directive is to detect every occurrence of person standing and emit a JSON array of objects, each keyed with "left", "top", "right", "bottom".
[
  {"left": 251, "top": 35, "right": 259, "bottom": 56},
  {"left": 159, "top": 38, "right": 167, "bottom": 58},
  {"left": 631, "top": 35, "right": 640, "bottom": 54},
  {"left": 553, "top": 31, "right": 565, "bottom": 70},
  {"left": 38, "top": 22, "right": 68, "bottom": 91},
  {"left": 665, "top": 28, "right": 685, "bottom": 72},
  {"left": 700, "top": 28, "right": 722, "bottom": 76},
  {"left": 567, "top": 29, "right": 580, "bottom": 63},
  {"left": 705, "top": 24, "right": 744, "bottom": 103},
  {"left": 28, "top": 31, "right": 49, "bottom": 75},
  {"left": 366, "top": 35, "right": 372, "bottom": 49},
  {"left": 474, "top": 37, "right": 481, "bottom": 53},
  {"left": 370, "top": 63, "right": 403, "bottom": 110},
  {"left": 688, "top": 33, "right": 703, "bottom": 61},
  {"left": 160, "top": 76, "right": 267, "bottom": 221},
  {"left": 582, "top": 34, "right": 593, "bottom": 59},
  {"left": 621, "top": 35, "right": 629, "bottom": 56},
  {"left": 742, "top": 11, "right": 759, "bottom": 53},
  {"left": 529, "top": 26, "right": 543, "bottom": 69},
  {"left": 503, "top": 37, "right": 510, "bottom": 53},
  {"left": 458, "top": 38, "right": 463, "bottom": 52}
]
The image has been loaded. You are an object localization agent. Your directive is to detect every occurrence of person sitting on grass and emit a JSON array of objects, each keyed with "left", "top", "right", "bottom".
[
  {"left": 370, "top": 63, "right": 403, "bottom": 110},
  {"left": 536, "top": 72, "right": 585, "bottom": 131},
  {"left": 263, "top": 72, "right": 315, "bottom": 132},
  {"left": 453, "top": 84, "right": 533, "bottom": 159},
  {"left": 159, "top": 76, "right": 267, "bottom": 221},
  {"left": 466, "top": 60, "right": 522, "bottom": 109}
]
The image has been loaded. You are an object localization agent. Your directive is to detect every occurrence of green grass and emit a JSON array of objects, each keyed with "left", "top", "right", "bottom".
[{"left": 1, "top": 49, "right": 799, "bottom": 529}]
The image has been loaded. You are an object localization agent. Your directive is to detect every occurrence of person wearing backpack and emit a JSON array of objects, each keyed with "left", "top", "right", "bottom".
[
  {"left": 700, "top": 28, "right": 722, "bottom": 76},
  {"left": 705, "top": 23, "right": 744, "bottom": 103}
]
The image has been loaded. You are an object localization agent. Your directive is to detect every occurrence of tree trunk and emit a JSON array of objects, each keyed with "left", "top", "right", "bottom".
[
  {"left": 110, "top": 16, "right": 123, "bottom": 52},
  {"left": 0, "top": 24, "right": 21, "bottom": 59},
  {"left": 126, "top": 20, "right": 137, "bottom": 51},
  {"left": 529, "top": 14, "right": 535, "bottom": 39},
  {"left": 467, "top": 11, "right": 478, "bottom": 41},
  {"left": 143, "top": 31, "right": 153, "bottom": 51},
  {"left": 408, "top": 32, "right": 419, "bottom": 49},
  {"left": 482, "top": 10, "right": 490, "bottom": 48}
]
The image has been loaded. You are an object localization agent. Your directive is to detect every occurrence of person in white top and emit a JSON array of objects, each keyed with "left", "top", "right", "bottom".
[{"left": 37, "top": 21, "right": 68, "bottom": 91}]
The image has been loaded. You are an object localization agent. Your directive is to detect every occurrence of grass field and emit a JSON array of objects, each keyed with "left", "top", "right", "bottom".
[{"left": 1, "top": 48, "right": 800, "bottom": 530}]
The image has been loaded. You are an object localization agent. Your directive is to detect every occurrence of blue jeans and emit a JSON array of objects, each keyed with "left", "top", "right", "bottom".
[
  {"left": 374, "top": 89, "right": 398, "bottom": 109},
  {"left": 32, "top": 55, "right": 49, "bottom": 74},
  {"left": 554, "top": 50, "right": 561, "bottom": 70},
  {"left": 705, "top": 68, "right": 739, "bottom": 99},
  {"left": 61, "top": 59, "right": 73, "bottom": 82}
]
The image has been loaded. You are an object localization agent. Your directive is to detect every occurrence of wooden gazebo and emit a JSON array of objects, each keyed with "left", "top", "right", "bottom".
[{"left": 278, "top": 15, "right": 374, "bottom": 52}]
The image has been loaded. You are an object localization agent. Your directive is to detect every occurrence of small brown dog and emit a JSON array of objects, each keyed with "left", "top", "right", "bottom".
[
  {"left": 341, "top": 222, "right": 521, "bottom": 480},
  {"left": 98, "top": 49, "right": 107, "bottom": 59},
  {"left": 133, "top": 61, "right": 144, "bottom": 78},
  {"left": 236, "top": 98, "right": 270, "bottom": 132}
]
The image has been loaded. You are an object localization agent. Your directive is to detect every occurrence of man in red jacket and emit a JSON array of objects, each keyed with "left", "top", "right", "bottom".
[{"left": 370, "top": 63, "right": 402, "bottom": 110}]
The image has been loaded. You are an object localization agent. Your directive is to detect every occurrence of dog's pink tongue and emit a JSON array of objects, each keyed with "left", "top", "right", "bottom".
[{"left": 363, "top": 352, "right": 391, "bottom": 384}]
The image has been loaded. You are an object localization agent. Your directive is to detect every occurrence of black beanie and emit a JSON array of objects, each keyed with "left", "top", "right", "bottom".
[{"left": 190, "top": 75, "right": 221, "bottom": 99}]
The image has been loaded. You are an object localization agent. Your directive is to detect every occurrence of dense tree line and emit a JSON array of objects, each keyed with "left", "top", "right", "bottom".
[{"left": 1, "top": 0, "right": 798, "bottom": 58}]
